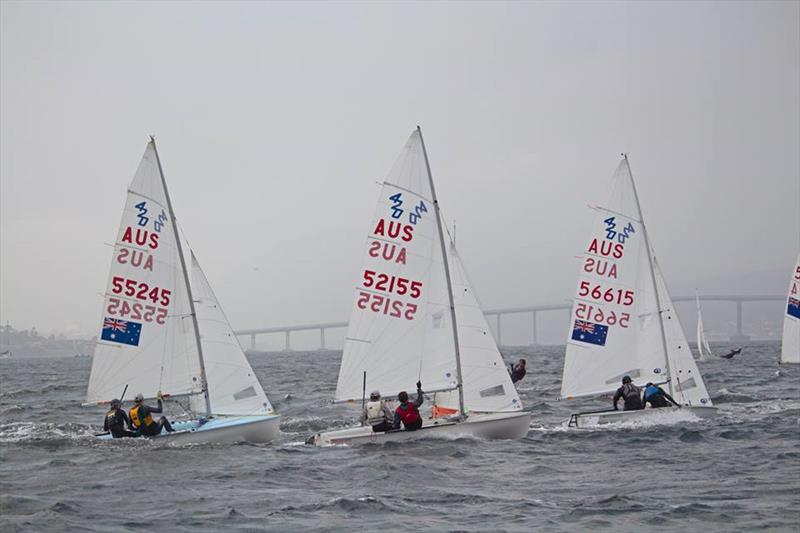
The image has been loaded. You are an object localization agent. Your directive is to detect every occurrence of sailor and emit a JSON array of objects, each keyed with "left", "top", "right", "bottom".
[
  {"left": 510, "top": 359, "right": 527, "bottom": 384},
  {"left": 129, "top": 391, "right": 175, "bottom": 437},
  {"left": 612, "top": 376, "right": 643, "bottom": 411},
  {"left": 104, "top": 398, "right": 137, "bottom": 438},
  {"left": 642, "top": 382, "right": 680, "bottom": 409},
  {"left": 393, "top": 381, "right": 424, "bottom": 431},
  {"left": 360, "top": 390, "right": 394, "bottom": 433}
]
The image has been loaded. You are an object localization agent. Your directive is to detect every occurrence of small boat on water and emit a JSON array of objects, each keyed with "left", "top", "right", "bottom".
[
  {"left": 780, "top": 253, "right": 800, "bottom": 364},
  {"left": 84, "top": 138, "right": 280, "bottom": 444},
  {"left": 559, "top": 155, "right": 717, "bottom": 427},
  {"left": 309, "top": 128, "right": 530, "bottom": 446}
]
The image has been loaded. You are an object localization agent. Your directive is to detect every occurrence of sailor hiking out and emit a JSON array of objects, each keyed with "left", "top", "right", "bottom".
[
  {"left": 129, "top": 392, "right": 175, "bottom": 437},
  {"left": 613, "top": 376, "right": 643, "bottom": 411}
]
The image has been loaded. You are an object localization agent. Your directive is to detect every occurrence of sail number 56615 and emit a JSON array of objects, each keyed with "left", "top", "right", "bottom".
[
  {"left": 575, "top": 303, "right": 630, "bottom": 328},
  {"left": 578, "top": 281, "right": 634, "bottom": 306}
]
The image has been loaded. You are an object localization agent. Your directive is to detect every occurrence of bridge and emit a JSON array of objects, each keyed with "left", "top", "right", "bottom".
[{"left": 234, "top": 294, "right": 785, "bottom": 351}]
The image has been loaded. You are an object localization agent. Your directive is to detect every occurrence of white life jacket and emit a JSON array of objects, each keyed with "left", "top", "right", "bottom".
[{"left": 366, "top": 400, "right": 386, "bottom": 424}]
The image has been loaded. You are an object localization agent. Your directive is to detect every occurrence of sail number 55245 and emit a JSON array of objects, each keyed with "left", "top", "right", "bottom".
[
  {"left": 111, "top": 276, "right": 171, "bottom": 306},
  {"left": 578, "top": 281, "right": 634, "bottom": 306}
]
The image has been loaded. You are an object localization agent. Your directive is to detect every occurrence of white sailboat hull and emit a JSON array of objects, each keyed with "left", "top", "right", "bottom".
[
  {"left": 310, "top": 411, "right": 531, "bottom": 447},
  {"left": 565, "top": 405, "right": 717, "bottom": 428},
  {"left": 97, "top": 414, "right": 281, "bottom": 444}
]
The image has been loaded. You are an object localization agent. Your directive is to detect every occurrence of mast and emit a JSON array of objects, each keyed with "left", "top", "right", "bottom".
[
  {"left": 150, "top": 136, "right": 212, "bottom": 415},
  {"left": 623, "top": 154, "right": 675, "bottom": 398},
  {"left": 417, "top": 126, "right": 465, "bottom": 417}
]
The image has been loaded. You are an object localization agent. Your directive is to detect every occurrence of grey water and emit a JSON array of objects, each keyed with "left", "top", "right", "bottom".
[{"left": 1, "top": 343, "right": 798, "bottom": 532}]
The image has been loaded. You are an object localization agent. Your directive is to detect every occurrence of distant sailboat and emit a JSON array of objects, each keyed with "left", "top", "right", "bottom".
[
  {"left": 695, "top": 292, "right": 714, "bottom": 361},
  {"left": 84, "top": 138, "right": 280, "bottom": 443},
  {"left": 560, "top": 155, "right": 716, "bottom": 427},
  {"left": 780, "top": 253, "right": 800, "bottom": 364},
  {"left": 309, "top": 128, "right": 530, "bottom": 446}
]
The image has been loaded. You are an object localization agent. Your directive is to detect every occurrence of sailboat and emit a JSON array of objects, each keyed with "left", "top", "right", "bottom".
[
  {"left": 780, "top": 253, "right": 800, "bottom": 364},
  {"left": 695, "top": 292, "right": 714, "bottom": 361},
  {"left": 309, "top": 128, "right": 530, "bottom": 446},
  {"left": 560, "top": 155, "right": 716, "bottom": 427},
  {"left": 84, "top": 138, "right": 280, "bottom": 443}
]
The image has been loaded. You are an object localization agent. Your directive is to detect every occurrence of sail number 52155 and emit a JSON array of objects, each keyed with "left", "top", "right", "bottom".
[
  {"left": 362, "top": 270, "right": 422, "bottom": 298},
  {"left": 357, "top": 292, "right": 418, "bottom": 320}
]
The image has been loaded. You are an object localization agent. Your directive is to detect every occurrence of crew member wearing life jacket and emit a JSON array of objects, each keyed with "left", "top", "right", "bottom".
[
  {"left": 643, "top": 382, "right": 680, "bottom": 409},
  {"left": 393, "top": 381, "right": 424, "bottom": 431},
  {"left": 360, "top": 390, "right": 394, "bottom": 433},
  {"left": 129, "top": 392, "right": 175, "bottom": 437},
  {"left": 104, "top": 398, "right": 137, "bottom": 438},
  {"left": 612, "top": 376, "right": 643, "bottom": 411}
]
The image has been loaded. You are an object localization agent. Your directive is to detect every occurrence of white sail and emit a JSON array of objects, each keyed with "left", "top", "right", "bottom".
[
  {"left": 781, "top": 253, "right": 800, "bottom": 364},
  {"left": 335, "top": 130, "right": 457, "bottom": 402},
  {"left": 446, "top": 243, "right": 521, "bottom": 413},
  {"left": 560, "top": 158, "right": 712, "bottom": 407},
  {"left": 189, "top": 252, "right": 275, "bottom": 415},
  {"left": 86, "top": 142, "right": 202, "bottom": 404},
  {"left": 695, "top": 292, "right": 713, "bottom": 361},
  {"left": 653, "top": 260, "right": 711, "bottom": 405}
]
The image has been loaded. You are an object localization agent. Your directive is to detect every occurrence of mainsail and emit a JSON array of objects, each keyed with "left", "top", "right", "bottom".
[
  {"left": 560, "top": 157, "right": 712, "bottom": 407},
  {"left": 86, "top": 141, "right": 203, "bottom": 404},
  {"left": 189, "top": 252, "right": 275, "bottom": 415},
  {"left": 335, "top": 128, "right": 521, "bottom": 415},
  {"left": 780, "top": 253, "right": 800, "bottom": 364}
]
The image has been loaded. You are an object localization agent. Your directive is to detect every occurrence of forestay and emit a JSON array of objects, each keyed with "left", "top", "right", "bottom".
[
  {"left": 781, "top": 253, "right": 800, "bottom": 364},
  {"left": 560, "top": 158, "right": 712, "bottom": 407},
  {"left": 336, "top": 130, "right": 457, "bottom": 402},
  {"left": 86, "top": 142, "right": 202, "bottom": 404},
  {"left": 189, "top": 253, "right": 275, "bottom": 415}
]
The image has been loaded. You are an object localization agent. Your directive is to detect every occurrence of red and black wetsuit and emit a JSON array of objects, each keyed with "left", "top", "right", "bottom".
[{"left": 393, "top": 389, "right": 424, "bottom": 431}]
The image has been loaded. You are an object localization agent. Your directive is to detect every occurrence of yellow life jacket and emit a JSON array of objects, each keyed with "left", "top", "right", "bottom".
[{"left": 130, "top": 404, "right": 153, "bottom": 429}]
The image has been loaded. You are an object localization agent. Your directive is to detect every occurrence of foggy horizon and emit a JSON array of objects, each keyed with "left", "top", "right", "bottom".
[{"left": 1, "top": 1, "right": 798, "bottom": 341}]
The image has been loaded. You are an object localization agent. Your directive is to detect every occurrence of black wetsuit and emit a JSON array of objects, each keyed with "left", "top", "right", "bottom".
[
  {"left": 643, "top": 385, "right": 678, "bottom": 408},
  {"left": 613, "top": 383, "right": 643, "bottom": 411},
  {"left": 130, "top": 400, "right": 174, "bottom": 437},
  {"left": 510, "top": 364, "right": 526, "bottom": 384},
  {"left": 104, "top": 407, "right": 137, "bottom": 438}
]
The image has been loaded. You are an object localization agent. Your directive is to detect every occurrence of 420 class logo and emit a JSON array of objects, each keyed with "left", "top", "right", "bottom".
[
  {"left": 603, "top": 217, "right": 635, "bottom": 244},
  {"left": 389, "top": 193, "right": 427, "bottom": 225}
]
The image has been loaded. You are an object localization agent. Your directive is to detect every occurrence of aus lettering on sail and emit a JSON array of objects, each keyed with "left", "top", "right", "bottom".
[
  {"left": 103, "top": 200, "right": 172, "bottom": 334},
  {"left": 115, "top": 202, "right": 169, "bottom": 273},
  {"left": 358, "top": 191, "right": 428, "bottom": 322},
  {"left": 571, "top": 216, "right": 638, "bottom": 344}
]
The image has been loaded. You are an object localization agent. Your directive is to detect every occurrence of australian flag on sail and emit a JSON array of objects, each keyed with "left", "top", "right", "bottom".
[
  {"left": 571, "top": 319, "right": 608, "bottom": 346},
  {"left": 101, "top": 317, "right": 142, "bottom": 346},
  {"left": 788, "top": 297, "right": 800, "bottom": 320}
]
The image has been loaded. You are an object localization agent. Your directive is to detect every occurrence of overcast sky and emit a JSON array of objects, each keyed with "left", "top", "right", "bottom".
[{"left": 1, "top": 1, "right": 798, "bottom": 340}]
